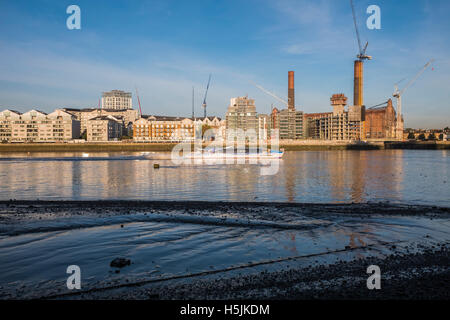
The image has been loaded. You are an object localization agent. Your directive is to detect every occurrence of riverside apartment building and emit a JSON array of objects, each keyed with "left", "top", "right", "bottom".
[{"left": 0, "top": 109, "right": 80, "bottom": 142}]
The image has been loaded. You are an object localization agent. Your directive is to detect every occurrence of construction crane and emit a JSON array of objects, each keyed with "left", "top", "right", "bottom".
[
  {"left": 250, "top": 81, "right": 288, "bottom": 107},
  {"left": 350, "top": 0, "right": 372, "bottom": 107},
  {"left": 367, "top": 100, "right": 389, "bottom": 109},
  {"left": 393, "top": 59, "right": 434, "bottom": 139},
  {"left": 350, "top": 0, "right": 371, "bottom": 61},
  {"left": 191, "top": 86, "right": 195, "bottom": 119},
  {"left": 135, "top": 87, "right": 143, "bottom": 117},
  {"left": 202, "top": 74, "right": 212, "bottom": 118}
]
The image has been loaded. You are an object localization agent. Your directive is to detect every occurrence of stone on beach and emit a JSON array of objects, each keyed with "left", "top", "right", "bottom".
[{"left": 110, "top": 258, "right": 131, "bottom": 268}]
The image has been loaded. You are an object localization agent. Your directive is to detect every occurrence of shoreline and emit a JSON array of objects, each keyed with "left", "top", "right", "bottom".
[
  {"left": 1, "top": 201, "right": 449, "bottom": 300},
  {"left": 0, "top": 141, "right": 449, "bottom": 152}
]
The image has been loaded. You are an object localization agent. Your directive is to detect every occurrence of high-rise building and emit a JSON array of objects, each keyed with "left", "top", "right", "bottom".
[
  {"left": 101, "top": 90, "right": 132, "bottom": 110},
  {"left": 270, "top": 108, "right": 303, "bottom": 140},
  {"left": 225, "top": 96, "right": 258, "bottom": 138},
  {"left": 268, "top": 71, "right": 304, "bottom": 140}
]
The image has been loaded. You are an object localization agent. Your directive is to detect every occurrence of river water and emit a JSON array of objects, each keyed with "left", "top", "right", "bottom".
[
  {"left": 0, "top": 150, "right": 449, "bottom": 206},
  {"left": 0, "top": 150, "right": 449, "bottom": 298}
]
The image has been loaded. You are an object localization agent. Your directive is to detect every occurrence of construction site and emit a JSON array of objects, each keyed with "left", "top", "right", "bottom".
[{"left": 249, "top": 0, "right": 435, "bottom": 143}]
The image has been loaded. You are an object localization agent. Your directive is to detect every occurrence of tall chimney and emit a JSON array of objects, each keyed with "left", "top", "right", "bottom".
[
  {"left": 353, "top": 60, "right": 363, "bottom": 106},
  {"left": 288, "top": 71, "right": 295, "bottom": 110}
]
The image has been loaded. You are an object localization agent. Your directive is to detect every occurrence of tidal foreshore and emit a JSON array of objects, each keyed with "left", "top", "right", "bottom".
[{"left": 0, "top": 200, "right": 449, "bottom": 300}]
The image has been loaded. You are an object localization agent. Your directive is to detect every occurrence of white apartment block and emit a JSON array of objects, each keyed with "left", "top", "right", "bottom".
[
  {"left": 86, "top": 115, "right": 123, "bottom": 142},
  {"left": 0, "top": 109, "right": 80, "bottom": 142},
  {"left": 63, "top": 107, "right": 139, "bottom": 135}
]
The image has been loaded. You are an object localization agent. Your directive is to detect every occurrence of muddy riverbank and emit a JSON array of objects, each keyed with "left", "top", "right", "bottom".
[{"left": 0, "top": 201, "right": 449, "bottom": 299}]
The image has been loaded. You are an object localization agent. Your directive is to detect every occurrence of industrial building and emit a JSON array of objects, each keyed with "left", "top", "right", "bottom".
[
  {"left": 0, "top": 109, "right": 80, "bottom": 142},
  {"left": 270, "top": 108, "right": 304, "bottom": 140},
  {"left": 256, "top": 71, "right": 304, "bottom": 140},
  {"left": 304, "top": 94, "right": 364, "bottom": 141},
  {"left": 364, "top": 99, "right": 398, "bottom": 140},
  {"left": 101, "top": 90, "right": 133, "bottom": 110}
]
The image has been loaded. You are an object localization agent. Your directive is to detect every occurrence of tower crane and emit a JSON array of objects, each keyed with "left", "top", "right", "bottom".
[
  {"left": 350, "top": 0, "right": 372, "bottom": 107},
  {"left": 250, "top": 81, "right": 288, "bottom": 107},
  {"left": 202, "top": 74, "right": 212, "bottom": 118},
  {"left": 351, "top": 0, "right": 372, "bottom": 61},
  {"left": 393, "top": 59, "right": 434, "bottom": 139}
]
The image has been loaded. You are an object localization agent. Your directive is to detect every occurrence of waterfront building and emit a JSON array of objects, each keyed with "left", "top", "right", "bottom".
[
  {"left": 270, "top": 108, "right": 304, "bottom": 140},
  {"left": 364, "top": 99, "right": 398, "bottom": 140},
  {"left": 258, "top": 114, "right": 269, "bottom": 141},
  {"left": 304, "top": 94, "right": 364, "bottom": 141},
  {"left": 133, "top": 116, "right": 195, "bottom": 142},
  {"left": 0, "top": 109, "right": 21, "bottom": 142},
  {"left": 101, "top": 90, "right": 132, "bottom": 110},
  {"left": 225, "top": 96, "right": 258, "bottom": 139},
  {"left": 195, "top": 116, "right": 225, "bottom": 141},
  {"left": 63, "top": 108, "right": 139, "bottom": 136},
  {"left": 0, "top": 109, "right": 80, "bottom": 142},
  {"left": 86, "top": 115, "right": 123, "bottom": 141}
]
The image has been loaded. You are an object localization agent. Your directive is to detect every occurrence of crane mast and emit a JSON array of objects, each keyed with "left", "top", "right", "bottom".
[
  {"left": 393, "top": 59, "right": 434, "bottom": 140},
  {"left": 202, "top": 74, "right": 212, "bottom": 118}
]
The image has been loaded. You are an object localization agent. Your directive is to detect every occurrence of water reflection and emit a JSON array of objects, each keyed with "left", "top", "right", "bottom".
[{"left": 0, "top": 150, "right": 448, "bottom": 205}]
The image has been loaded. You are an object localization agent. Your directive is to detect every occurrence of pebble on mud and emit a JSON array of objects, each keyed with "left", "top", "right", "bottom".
[{"left": 110, "top": 258, "right": 131, "bottom": 268}]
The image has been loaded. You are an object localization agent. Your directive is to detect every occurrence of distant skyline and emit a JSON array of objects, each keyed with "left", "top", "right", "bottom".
[{"left": 0, "top": 0, "right": 449, "bottom": 128}]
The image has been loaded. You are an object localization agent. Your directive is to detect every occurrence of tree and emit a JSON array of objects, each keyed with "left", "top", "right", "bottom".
[
  {"left": 439, "top": 133, "right": 444, "bottom": 140},
  {"left": 418, "top": 133, "right": 426, "bottom": 141},
  {"left": 407, "top": 132, "right": 415, "bottom": 140},
  {"left": 428, "top": 133, "right": 436, "bottom": 141},
  {"left": 80, "top": 130, "right": 87, "bottom": 140}
]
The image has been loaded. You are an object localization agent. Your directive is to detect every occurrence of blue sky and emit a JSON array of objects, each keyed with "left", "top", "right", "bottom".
[{"left": 0, "top": 0, "right": 449, "bottom": 128}]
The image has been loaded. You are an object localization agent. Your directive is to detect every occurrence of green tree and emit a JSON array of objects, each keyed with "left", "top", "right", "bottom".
[
  {"left": 428, "top": 133, "right": 436, "bottom": 141},
  {"left": 407, "top": 132, "right": 415, "bottom": 140},
  {"left": 418, "top": 133, "right": 426, "bottom": 141},
  {"left": 439, "top": 133, "right": 444, "bottom": 140},
  {"left": 80, "top": 130, "right": 87, "bottom": 140}
]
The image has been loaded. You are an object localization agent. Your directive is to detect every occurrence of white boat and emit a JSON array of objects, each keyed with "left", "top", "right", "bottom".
[{"left": 183, "top": 148, "right": 284, "bottom": 160}]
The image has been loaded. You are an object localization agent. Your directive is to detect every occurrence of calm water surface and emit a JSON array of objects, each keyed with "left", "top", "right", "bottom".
[
  {"left": 1, "top": 149, "right": 449, "bottom": 298},
  {"left": 0, "top": 150, "right": 449, "bottom": 205}
]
